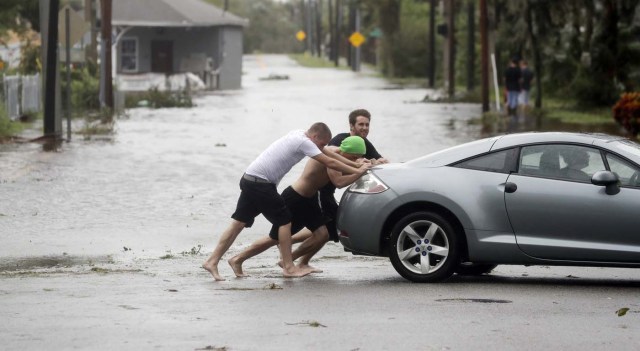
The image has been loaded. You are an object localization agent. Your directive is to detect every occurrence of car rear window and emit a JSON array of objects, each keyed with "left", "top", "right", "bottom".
[{"left": 452, "top": 148, "right": 517, "bottom": 173}]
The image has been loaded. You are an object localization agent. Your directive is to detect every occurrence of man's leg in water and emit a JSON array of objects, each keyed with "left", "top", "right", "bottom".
[
  {"left": 292, "top": 226, "right": 330, "bottom": 273},
  {"left": 278, "top": 223, "right": 312, "bottom": 278},
  {"left": 202, "top": 219, "right": 246, "bottom": 281},
  {"left": 228, "top": 235, "right": 278, "bottom": 277},
  {"left": 291, "top": 228, "right": 313, "bottom": 245}
]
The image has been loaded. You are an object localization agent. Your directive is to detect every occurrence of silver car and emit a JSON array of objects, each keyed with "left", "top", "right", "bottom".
[{"left": 336, "top": 132, "right": 640, "bottom": 282}]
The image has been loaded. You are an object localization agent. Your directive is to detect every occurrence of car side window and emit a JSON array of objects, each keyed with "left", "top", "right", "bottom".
[
  {"left": 454, "top": 149, "right": 516, "bottom": 173},
  {"left": 518, "top": 144, "right": 606, "bottom": 182},
  {"left": 606, "top": 154, "right": 640, "bottom": 188}
]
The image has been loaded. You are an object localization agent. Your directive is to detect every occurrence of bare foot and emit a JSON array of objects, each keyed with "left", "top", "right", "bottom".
[
  {"left": 298, "top": 263, "right": 323, "bottom": 273},
  {"left": 202, "top": 261, "right": 225, "bottom": 281},
  {"left": 282, "top": 265, "right": 312, "bottom": 278},
  {"left": 277, "top": 260, "right": 283, "bottom": 268},
  {"left": 228, "top": 256, "right": 248, "bottom": 278}
]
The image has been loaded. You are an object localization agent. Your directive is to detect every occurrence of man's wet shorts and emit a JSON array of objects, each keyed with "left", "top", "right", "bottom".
[
  {"left": 268, "top": 186, "right": 327, "bottom": 240},
  {"left": 231, "top": 175, "right": 291, "bottom": 228}
]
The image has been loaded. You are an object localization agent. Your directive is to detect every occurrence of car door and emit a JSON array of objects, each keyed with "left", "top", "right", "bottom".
[{"left": 505, "top": 143, "right": 640, "bottom": 262}]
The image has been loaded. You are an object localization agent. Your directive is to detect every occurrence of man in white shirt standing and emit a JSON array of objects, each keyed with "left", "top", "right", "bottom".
[{"left": 202, "top": 122, "right": 369, "bottom": 281}]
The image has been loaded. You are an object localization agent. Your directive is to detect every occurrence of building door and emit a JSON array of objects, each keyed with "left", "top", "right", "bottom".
[{"left": 151, "top": 40, "right": 173, "bottom": 73}]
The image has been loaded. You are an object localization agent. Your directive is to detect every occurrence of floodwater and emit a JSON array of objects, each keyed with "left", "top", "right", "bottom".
[
  {"left": 0, "top": 54, "right": 485, "bottom": 260},
  {"left": 0, "top": 54, "right": 624, "bottom": 261}
]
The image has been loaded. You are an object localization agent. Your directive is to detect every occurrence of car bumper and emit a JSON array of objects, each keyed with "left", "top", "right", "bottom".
[{"left": 336, "top": 188, "right": 399, "bottom": 256}]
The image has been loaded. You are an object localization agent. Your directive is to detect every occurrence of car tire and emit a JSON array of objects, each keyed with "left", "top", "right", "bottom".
[
  {"left": 455, "top": 262, "right": 497, "bottom": 276},
  {"left": 388, "top": 211, "right": 459, "bottom": 283}
]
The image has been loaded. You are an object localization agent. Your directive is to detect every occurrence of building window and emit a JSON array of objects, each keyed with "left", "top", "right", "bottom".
[{"left": 120, "top": 38, "right": 138, "bottom": 72}]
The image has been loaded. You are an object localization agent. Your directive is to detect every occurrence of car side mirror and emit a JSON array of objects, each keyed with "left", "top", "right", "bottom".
[{"left": 591, "top": 170, "right": 620, "bottom": 195}]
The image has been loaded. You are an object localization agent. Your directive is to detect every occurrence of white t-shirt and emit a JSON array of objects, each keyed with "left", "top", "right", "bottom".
[{"left": 245, "top": 130, "right": 322, "bottom": 185}]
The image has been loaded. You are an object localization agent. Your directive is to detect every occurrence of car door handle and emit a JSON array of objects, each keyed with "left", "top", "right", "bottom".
[{"left": 504, "top": 182, "right": 518, "bottom": 193}]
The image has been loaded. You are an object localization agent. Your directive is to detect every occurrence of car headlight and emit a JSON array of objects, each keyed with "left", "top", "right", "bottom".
[{"left": 348, "top": 172, "right": 389, "bottom": 194}]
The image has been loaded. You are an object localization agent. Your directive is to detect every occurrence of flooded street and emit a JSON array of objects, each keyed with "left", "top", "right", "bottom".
[
  {"left": 0, "top": 54, "right": 481, "bottom": 259},
  {"left": 2, "top": 55, "right": 639, "bottom": 350}
]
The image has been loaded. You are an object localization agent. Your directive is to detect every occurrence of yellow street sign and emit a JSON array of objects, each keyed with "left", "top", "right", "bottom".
[
  {"left": 349, "top": 31, "right": 366, "bottom": 48},
  {"left": 296, "top": 31, "right": 306, "bottom": 42}
]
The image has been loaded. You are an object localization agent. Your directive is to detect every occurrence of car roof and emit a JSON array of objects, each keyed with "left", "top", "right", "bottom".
[
  {"left": 490, "top": 132, "right": 625, "bottom": 150},
  {"left": 406, "top": 132, "right": 636, "bottom": 168}
]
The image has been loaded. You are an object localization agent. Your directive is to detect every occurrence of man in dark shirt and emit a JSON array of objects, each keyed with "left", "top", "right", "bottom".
[
  {"left": 329, "top": 109, "right": 387, "bottom": 164},
  {"left": 291, "top": 109, "right": 388, "bottom": 268}
]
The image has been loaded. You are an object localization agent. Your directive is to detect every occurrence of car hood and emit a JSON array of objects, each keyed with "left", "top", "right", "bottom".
[{"left": 369, "top": 163, "right": 439, "bottom": 191}]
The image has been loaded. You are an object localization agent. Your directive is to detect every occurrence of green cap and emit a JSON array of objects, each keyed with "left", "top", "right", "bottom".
[{"left": 340, "top": 136, "right": 366, "bottom": 155}]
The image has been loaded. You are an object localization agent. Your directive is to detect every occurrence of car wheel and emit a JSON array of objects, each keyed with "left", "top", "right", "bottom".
[
  {"left": 455, "top": 262, "right": 497, "bottom": 276},
  {"left": 388, "top": 211, "right": 459, "bottom": 283}
]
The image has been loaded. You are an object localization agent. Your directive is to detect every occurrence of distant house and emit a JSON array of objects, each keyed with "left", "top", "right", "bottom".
[{"left": 112, "top": 0, "right": 248, "bottom": 91}]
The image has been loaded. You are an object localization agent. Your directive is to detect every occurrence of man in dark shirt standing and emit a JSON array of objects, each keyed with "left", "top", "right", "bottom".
[
  {"left": 504, "top": 58, "right": 521, "bottom": 116},
  {"left": 328, "top": 109, "right": 388, "bottom": 165}
]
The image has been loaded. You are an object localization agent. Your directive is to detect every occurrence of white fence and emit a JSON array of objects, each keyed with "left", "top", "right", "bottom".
[{"left": 2, "top": 73, "right": 41, "bottom": 120}]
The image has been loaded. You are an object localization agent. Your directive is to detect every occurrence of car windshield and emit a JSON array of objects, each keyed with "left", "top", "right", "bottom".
[
  {"left": 612, "top": 139, "right": 640, "bottom": 162},
  {"left": 406, "top": 136, "right": 500, "bottom": 166}
]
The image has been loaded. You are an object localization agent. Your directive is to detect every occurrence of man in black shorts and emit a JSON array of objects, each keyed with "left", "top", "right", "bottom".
[
  {"left": 227, "top": 136, "right": 367, "bottom": 276},
  {"left": 202, "top": 123, "right": 369, "bottom": 281},
  {"left": 290, "top": 109, "right": 389, "bottom": 267}
]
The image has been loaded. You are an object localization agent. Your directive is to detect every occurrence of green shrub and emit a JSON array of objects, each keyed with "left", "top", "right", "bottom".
[
  {"left": 125, "top": 87, "right": 193, "bottom": 109},
  {"left": 70, "top": 66, "right": 100, "bottom": 110},
  {"left": 0, "top": 102, "right": 23, "bottom": 139}
]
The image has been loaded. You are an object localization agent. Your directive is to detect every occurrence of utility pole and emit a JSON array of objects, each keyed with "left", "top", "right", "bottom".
[
  {"left": 480, "top": 0, "right": 489, "bottom": 112},
  {"left": 466, "top": 0, "right": 475, "bottom": 92},
  {"left": 305, "top": 0, "right": 313, "bottom": 54},
  {"left": 300, "top": 0, "right": 308, "bottom": 52},
  {"left": 41, "top": 0, "right": 62, "bottom": 139},
  {"left": 347, "top": 1, "right": 354, "bottom": 68},
  {"left": 351, "top": 4, "right": 361, "bottom": 72},
  {"left": 99, "top": 0, "right": 113, "bottom": 110},
  {"left": 447, "top": 0, "right": 455, "bottom": 98},
  {"left": 328, "top": 0, "right": 334, "bottom": 61},
  {"left": 428, "top": 0, "right": 436, "bottom": 88},
  {"left": 65, "top": 7, "right": 72, "bottom": 141},
  {"left": 315, "top": 0, "right": 323, "bottom": 57},
  {"left": 334, "top": 0, "right": 342, "bottom": 67}
]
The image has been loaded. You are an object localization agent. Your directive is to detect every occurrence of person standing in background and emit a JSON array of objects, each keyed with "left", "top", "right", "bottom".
[{"left": 504, "top": 58, "right": 521, "bottom": 116}]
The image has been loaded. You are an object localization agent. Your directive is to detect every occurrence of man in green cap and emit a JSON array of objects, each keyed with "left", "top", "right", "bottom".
[
  {"left": 227, "top": 136, "right": 367, "bottom": 276},
  {"left": 287, "top": 109, "right": 390, "bottom": 268}
]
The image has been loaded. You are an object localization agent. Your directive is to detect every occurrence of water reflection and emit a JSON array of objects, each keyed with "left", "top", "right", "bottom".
[{"left": 477, "top": 109, "right": 626, "bottom": 138}]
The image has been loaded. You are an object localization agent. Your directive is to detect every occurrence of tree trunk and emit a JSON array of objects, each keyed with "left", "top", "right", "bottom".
[{"left": 525, "top": 0, "right": 542, "bottom": 109}]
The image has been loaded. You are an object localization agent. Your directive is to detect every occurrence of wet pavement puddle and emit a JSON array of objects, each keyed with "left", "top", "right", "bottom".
[{"left": 435, "top": 298, "right": 513, "bottom": 304}]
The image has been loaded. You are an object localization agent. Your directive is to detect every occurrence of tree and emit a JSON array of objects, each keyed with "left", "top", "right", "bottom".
[{"left": 0, "top": 0, "right": 39, "bottom": 38}]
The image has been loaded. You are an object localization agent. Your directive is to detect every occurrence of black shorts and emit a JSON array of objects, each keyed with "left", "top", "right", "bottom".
[
  {"left": 268, "top": 186, "right": 327, "bottom": 240},
  {"left": 319, "top": 190, "right": 339, "bottom": 242},
  {"left": 231, "top": 177, "right": 291, "bottom": 228}
]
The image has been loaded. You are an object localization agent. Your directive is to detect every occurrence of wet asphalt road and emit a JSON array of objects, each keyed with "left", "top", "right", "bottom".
[{"left": 1, "top": 55, "right": 639, "bottom": 350}]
